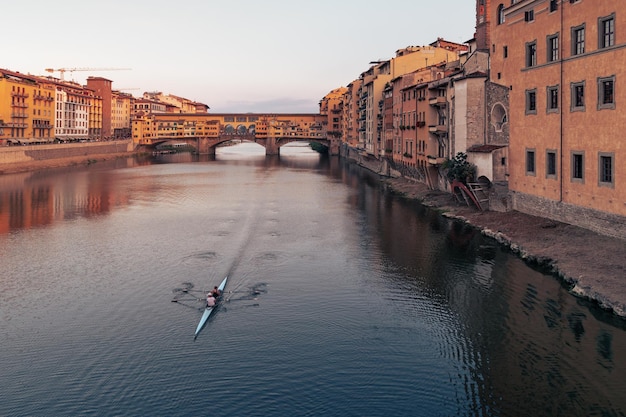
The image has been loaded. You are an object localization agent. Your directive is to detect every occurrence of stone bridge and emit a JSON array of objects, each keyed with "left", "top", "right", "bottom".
[
  {"left": 132, "top": 112, "right": 336, "bottom": 155},
  {"left": 151, "top": 133, "right": 332, "bottom": 155}
]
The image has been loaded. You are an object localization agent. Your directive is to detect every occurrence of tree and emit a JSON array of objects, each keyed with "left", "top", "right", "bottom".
[{"left": 442, "top": 152, "right": 476, "bottom": 183}]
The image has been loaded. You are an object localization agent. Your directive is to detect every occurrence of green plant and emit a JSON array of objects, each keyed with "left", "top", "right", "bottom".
[
  {"left": 310, "top": 142, "right": 328, "bottom": 154},
  {"left": 442, "top": 152, "right": 476, "bottom": 183}
]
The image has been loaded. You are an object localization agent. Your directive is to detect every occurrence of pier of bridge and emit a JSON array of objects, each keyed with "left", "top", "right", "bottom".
[{"left": 195, "top": 134, "right": 331, "bottom": 155}]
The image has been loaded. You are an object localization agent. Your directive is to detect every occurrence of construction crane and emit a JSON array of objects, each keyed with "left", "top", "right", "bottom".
[{"left": 44, "top": 67, "right": 131, "bottom": 81}]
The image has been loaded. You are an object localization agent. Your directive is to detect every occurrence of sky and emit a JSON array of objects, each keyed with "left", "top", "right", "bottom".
[{"left": 3, "top": 0, "right": 476, "bottom": 113}]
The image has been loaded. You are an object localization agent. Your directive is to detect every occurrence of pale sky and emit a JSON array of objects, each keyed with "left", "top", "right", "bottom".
[{"left": 3, "top": 0, "right": 476, "bottom": 113}]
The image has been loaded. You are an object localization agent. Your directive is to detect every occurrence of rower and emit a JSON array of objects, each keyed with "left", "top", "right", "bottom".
[
  {"left": 206, "top": 293, "right": 216, "bottom": 308},
  {"left": 210, "top": 286, "right": 221, "bottom": 298}
]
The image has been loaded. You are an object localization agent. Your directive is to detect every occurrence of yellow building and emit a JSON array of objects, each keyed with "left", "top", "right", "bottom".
[
  {"left": 111, "top": 91, "right": 133, "bottom": 139},
  {"left": 84, "top": 87, "right": 103, "bottom": 140},
  {"left": 0, "top": 69, "right": 55, "bottom": 145},
  {"left": 491, "top": 0, "right": 626, "bottom": 237}
]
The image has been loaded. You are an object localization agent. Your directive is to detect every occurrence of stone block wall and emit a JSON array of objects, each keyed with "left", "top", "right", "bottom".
[
  {"left": 0, "top": 141, "right": 134, "bottom": 165},
  {"left": 512, "top": 190, "right": 626, "bottom": 240}
]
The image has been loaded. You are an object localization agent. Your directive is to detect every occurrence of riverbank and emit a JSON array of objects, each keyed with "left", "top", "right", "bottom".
[
  {"left": 0, "top": 152, "right": 138, "bottom": 174},
  {"left": 0, "top": 140, "right": 137, "bottom": 175},
  {"left": 384, "top": 177, "right": 626, "bottom": 319}
]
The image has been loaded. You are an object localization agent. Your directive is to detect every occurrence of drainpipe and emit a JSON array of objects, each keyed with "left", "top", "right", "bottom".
[{"left": 559, "top": 0, "right": 564, "bottom": 202}]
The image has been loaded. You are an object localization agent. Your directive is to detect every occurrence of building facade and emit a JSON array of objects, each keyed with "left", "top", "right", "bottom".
[
  {"left": 0, "top": 69, "right": 55, "bottom": 145},
  {"left": 490, "top": 0, "right": 626, "bottom": 237}
]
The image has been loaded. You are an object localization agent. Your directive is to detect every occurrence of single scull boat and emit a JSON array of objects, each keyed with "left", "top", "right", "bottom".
[{"left": 194, "top": 276, "right": 228, "bottom": 338}]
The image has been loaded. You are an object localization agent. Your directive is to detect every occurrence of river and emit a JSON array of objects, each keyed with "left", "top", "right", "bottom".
[{"left": 1, "top": 142, "right": 625, "bottom": 417}]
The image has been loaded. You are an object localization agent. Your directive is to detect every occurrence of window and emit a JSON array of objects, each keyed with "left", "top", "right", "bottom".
[
  {"left": 550, "top": 0, "right": 558, "bottom": 12},
  {"left": 547, "top": 34, "right": 559, "bottom": 62},
  {"left": 547, "top": 85, "right": 559, "bottom": 112},
  {"left": 503, "top": 45, "right": 508, "bottom": 58},
  {"left": 491, "top": 103, "right": 508, "bottom": 132},
  {"left": 572, "top": 25, "right": 585, "bottom": 55},
  {"left": 526, "top": 41, "right": 537, "bottom": 67},
  {"left": 526, "top": 89, "right": 537, "bottom": 114},
  {"left": 571, "top": 81, "right": 585, "bottom": 111},
  {"left": 546, "top": 150, "right": 557, "bottom": 179},
  {"left": 525, "top": 10, "right": 534, "bottom": 22},
  {"left": 599, "top": 14, "right": 615, "bottom": 49},
  {"left": 572, "top": 151, "right": 584, "bottom": 182},
  {"left": 598, "top": 76, "right": 615, "bottom": 110},
  {"left": 599, "top": 153, "right": 614, "bottom": 187},
  {"left": 526, "top": 149, "right": 536, "bottom": 175},
  {"left": 497, "top": 4, "right": 505, "bottom": 25}
]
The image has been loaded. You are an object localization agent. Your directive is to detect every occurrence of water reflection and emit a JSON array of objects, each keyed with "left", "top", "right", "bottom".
[
  {"left": 336, "top": 162, "right": 626, "bottom": 416},
  {"left": 0, "top": 144, "right": 624, "bottom": 416}
]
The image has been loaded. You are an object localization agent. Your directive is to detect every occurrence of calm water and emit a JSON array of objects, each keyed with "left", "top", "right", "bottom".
[{"left": 1, "top": 143, "right": 625, "bottom": 417}]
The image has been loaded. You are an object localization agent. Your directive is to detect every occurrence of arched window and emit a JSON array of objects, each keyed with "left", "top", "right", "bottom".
[
  {"left": 497, "top": 4, "right": 505, "bottom": 25},
  {"left": 491, "top": 103, "right": 508, "bottom": 132}
]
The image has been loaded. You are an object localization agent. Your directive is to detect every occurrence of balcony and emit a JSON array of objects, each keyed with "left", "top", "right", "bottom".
[
  {"left": 428, "top": 124, "right": 448, "bottom": 134},
  {"left": 429, "top": 96, "right": 447, "bottom": 107},
  {"left": 427, "top": 155, "right": 446, "bottom": 165}
]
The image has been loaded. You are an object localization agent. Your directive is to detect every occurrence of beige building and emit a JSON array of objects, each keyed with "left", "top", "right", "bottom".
[
  {"left": 341, "top": 79, "right": 363, "bottom": 149},
  {"left": 356, "top": 44, "right": 467, "bottom": 158},
  {"left": 142, "top": 92, "right": 209, "bottom": 113},
  {"left": 53, "top": 81, "right": 91, "bottom": 142},
  {"left": 490, "top": 0, "right": 626, "bottom": 237}
]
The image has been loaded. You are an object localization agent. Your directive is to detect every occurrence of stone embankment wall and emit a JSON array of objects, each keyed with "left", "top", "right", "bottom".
[
  {"left": 512, "top": 190, "right": 626, "bottom": 240},
  {"left": 340, "top": 145, "right": 392, "bottom": 177},
  {"left": 0, "top": 140, "right": 135, "bottom": 165}
]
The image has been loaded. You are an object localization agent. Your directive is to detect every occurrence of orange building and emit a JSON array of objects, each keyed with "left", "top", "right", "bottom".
[
  {"left": 490, "top": 0, "right": 626, "bottom": 237},
  {"left": 86, "top": 77, "right": 115, "bottom": 139},
  {"left": 319, "top": 87, "right": 347, "bottom": 144}
]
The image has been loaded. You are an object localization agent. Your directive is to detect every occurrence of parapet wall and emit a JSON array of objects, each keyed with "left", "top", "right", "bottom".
[{"left": 0, "top": 141, "right": 135, "bottom": 165}]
